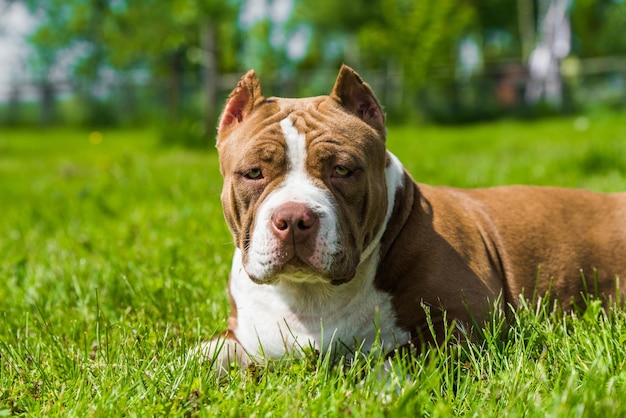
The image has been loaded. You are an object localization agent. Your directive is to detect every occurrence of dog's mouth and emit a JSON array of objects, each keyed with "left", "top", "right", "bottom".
[{"left": 245, "top": 253, "right": 356, "bottom": 286}]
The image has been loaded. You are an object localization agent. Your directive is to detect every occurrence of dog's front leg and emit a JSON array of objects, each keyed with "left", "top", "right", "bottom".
[{"left": 194, "top": 330, "right": 251, "bottom": 374}]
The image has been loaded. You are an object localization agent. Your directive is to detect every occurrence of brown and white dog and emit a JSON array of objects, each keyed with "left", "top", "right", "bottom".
[{"left": 200, "top": 65, "right": 626, "bottom": 369}]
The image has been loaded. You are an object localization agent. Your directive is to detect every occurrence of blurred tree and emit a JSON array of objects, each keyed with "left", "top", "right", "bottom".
[
  {"left": 571, "top": 0, "right": 626, "bottom": 56},
  {"left": 19, "top": 0, "right": 626, "bottom": 128},
  {"left": 470, "top": 0, "right": 525, "bottom": 60},
  {"left": 292, "top": 0, "right": 380, "bottom": 68},
  {"left": 359, "top": 0, "right": 474, "bottom": 88},
  {"left": 292, "top": 0, "right": 474, "bottom": 114},
  {"left": 26, "top": 32, "right": 58, "bottom": 126},
  {"left": 100, "top": 0, "right": 240, "bottom": 132},
  {"left": 239, "top": 17, "right": 286, "bottom": 77},
  {"left": 516, "top": 0, "right": 537, "bottom": 60},
  {"left": 234, "top": 0, "right": 311, "bottom": 92},
  {"left": 20, "top": 0, "right": 68, "bottom": 125},
  {"left": 24, "top": 0, "right": 240, "bottom": 139}
]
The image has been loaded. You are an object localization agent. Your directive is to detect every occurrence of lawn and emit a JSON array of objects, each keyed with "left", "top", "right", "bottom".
[{"left": 1, "top": 113, "right": 626, "bottom": 416}]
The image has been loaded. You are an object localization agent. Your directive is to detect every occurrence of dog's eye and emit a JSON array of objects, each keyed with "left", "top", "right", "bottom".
[
  {"left": 333, "top": 166, "right": 351, "bottom": 178},
  {"left": 243, "top": 168, "right": 263, "bottom": 180}
]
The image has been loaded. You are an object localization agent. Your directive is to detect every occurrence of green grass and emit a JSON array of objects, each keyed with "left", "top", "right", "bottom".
[{"left": 1, "top": 113, "right": 626, "bottom": 416}]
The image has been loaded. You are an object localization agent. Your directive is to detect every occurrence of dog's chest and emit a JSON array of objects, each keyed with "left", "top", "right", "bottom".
[{"left": 228, "top": 249, "right": 410, "bottom": 359}]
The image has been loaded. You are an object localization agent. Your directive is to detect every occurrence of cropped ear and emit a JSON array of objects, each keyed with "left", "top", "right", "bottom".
[
  {"left": 330, "top": 65, "right": 385, "bottom": 131},
  {"left": 218, "top": 69, "right": 265, "bottom": 135}
]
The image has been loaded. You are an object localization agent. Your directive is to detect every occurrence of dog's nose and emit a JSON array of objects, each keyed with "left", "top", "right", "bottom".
[{"left": 271, "top": 203, "right": 319, "bottom": 243}]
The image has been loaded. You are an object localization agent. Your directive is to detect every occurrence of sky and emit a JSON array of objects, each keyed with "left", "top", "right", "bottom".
[{"left": 0, "top": 1, "right": 35, "bottom": 101}]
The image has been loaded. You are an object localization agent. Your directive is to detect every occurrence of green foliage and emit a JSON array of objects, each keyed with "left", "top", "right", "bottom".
[
  {"left": 25, "top": 0, "right": 239, "bottom": 74},
  {"left": 571, "top": 0, "right": 626, "bottom": 56},
  {"left": 358, "top": 0, "right": 474, "bottom": 87},
  {"left": 294, "top": 0, "right": 473, "bottom": 89},
  {"left": 1, "top": 114, "right": 626, "bottom": 414},
  {"left": 18, "top": 0, "right": 626, "bottom": 132},
  {"left": 22, "top": 0, "right": 241, "bottom": 132}
]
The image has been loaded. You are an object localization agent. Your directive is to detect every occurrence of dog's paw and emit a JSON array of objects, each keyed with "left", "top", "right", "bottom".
[{"left": 190, "top": 337, "right": 251, "bottom": 375}]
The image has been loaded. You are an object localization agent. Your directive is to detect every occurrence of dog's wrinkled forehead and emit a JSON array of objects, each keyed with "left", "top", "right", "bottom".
[
  {"left": 216, "top": 65, "right": 386, "bottom": 152},
  {"left": 267, "top": 98, "right": 326, "bottom": 138},
  {"left": 271, "top": 98, "right": 348, "bottom": 140}
]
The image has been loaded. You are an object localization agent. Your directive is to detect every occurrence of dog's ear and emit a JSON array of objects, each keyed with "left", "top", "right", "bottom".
[
  {"left": 330, "top": 64, "right": 385, "bottom": 131},
  {"left": 218, "top": 69, "right": 265, "bottom": 134}
]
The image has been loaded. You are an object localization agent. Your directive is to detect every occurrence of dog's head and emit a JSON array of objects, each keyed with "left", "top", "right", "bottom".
[{"left": 216, "top": 65, "right": 391, "bottom": 285}]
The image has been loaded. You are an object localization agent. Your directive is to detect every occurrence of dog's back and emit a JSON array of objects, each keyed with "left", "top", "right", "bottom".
[
  {"left": 459, "top": 185, "right": 626, "bottom": 306},
  {"left": 377, "top": 181, "right": 626, "bottom": 343}
]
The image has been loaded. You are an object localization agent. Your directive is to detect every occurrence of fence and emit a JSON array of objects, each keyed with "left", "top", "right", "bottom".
[{"left": 1, "top": 58, "right": 625, "bottom": 128}]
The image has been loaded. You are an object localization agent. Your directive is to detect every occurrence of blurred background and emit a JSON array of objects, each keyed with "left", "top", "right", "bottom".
[{"left": 0, "top": 0, "right": 625, "bottom": 146}]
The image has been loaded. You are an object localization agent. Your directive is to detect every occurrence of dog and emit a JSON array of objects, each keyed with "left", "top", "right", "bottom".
[{"left": 199, "top": 65, "right": 626, "bottom": 370}]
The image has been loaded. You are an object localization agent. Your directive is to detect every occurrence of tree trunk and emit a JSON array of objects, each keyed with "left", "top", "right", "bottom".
[
  {"left": 202, "top": 21, "right": 219, "bottom": 137},
  {"left": 168, "top": 50, "right": 185, "bottom": 119},
  {"left": 7, "top": 85, "right": 20, "bottom": 125},
  {"left": 40, "top": 80, "right": 55, "bottom": 126},
  {"left": 517, "top": 0, "right": 536, "bottom": 61}
]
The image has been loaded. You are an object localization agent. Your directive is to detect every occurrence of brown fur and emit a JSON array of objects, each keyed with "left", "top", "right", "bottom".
[{"left": 378, "top": 173, "right": 626, "bottom": 345}]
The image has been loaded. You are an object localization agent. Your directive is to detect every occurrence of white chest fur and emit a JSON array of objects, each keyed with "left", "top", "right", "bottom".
[
  {"left": 229, "top": 247, "right": 410, "bottom": 360},
  {"left": 229, "top": 147, "right": 409, "bottom": 361},
  {"left": 199, "top": 150, "right": 409, "bottom": 366}
]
